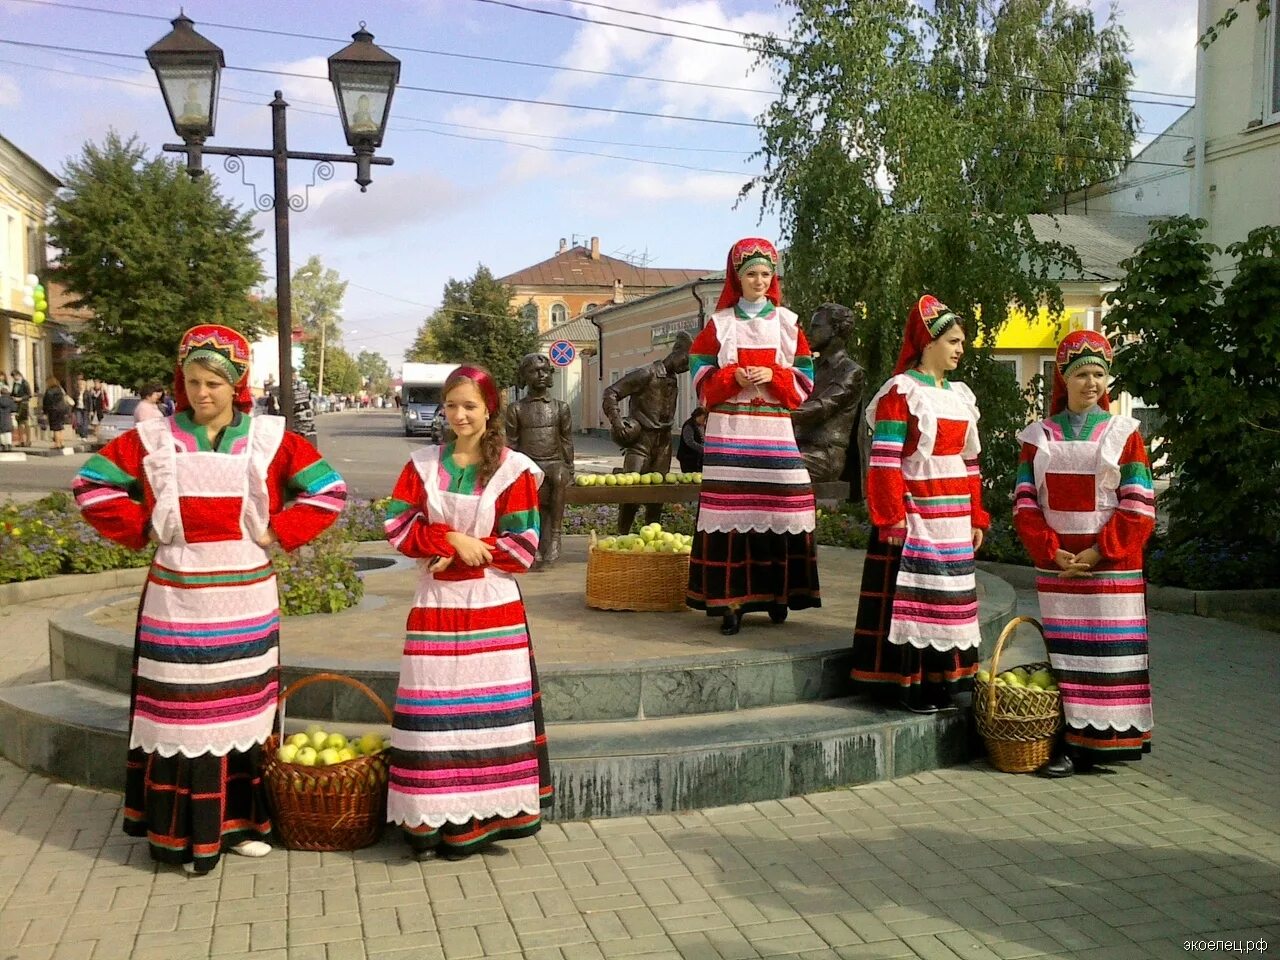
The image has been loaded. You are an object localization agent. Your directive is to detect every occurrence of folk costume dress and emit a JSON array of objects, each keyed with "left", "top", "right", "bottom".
[
  {"left": 72, "top": 324, "right": 346, "bottom": 873},
  {"left": 384, "top": 443, "right": 553, "bottom": 855},
  {"left": 1013, "top": 331, "right": 1156, "bottom": 763},
  {"left": 851, "top": 296, "right": 990, "bottom": 702},
  {"left": 686, "top": 238, "right": 821, "bottom": 618}
]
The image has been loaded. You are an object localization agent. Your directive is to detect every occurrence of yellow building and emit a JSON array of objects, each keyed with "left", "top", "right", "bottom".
[{"left": 0, "top": 133, "right": 60, "bottom": 385}]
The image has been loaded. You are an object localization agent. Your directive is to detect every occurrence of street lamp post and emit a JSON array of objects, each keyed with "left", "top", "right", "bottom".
[{"left": 146, "top": 13, "right": 400, "bottom": 432}]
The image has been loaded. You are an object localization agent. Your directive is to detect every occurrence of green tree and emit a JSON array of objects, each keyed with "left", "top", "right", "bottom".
[
  {"left": 746, "top": 0, "right": 1137, "bottom": 501},
  {"left": 355, "top": 349, "right": 392, "bottom": 395},
  {"left": 47, "top": 132, "right": 264, "bottom": 388},
  {"left": 268, "top": 256, "right": 348, "bottom": 394},
  {"left": 1106, "top": 216, "right": 1280, "bottom": 548},
  {"left": 406, "top": 265, "right": 535, "bottom": 388}
]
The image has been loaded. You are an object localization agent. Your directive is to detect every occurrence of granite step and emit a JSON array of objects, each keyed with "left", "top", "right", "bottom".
[{"left": 0, "top": 679, "right": 971, "bottom": 818}]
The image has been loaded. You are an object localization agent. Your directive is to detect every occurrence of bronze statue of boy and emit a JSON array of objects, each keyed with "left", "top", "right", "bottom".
[{"left": 506, "top": 353, "right": 574, "bottom": 568}]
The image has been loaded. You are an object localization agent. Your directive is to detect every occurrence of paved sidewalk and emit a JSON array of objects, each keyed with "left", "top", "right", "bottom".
[{"left": 0, "top": 591, "right": 1276, "bottom": 960}]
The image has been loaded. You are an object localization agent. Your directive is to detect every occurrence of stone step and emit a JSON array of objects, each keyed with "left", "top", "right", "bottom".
[
  {"left": 49, "top": 572, "right": 1015, "bottom": 724},
  {"left": 0, "top": 679, "right": 971, "bottom": 818}
]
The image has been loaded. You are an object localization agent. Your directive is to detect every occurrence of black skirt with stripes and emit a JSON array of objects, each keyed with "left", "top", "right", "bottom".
[
  {"left": 850, "top": 528, "right": 978, "bottom": 699},
  {"left": 686, "top": 529, "right": 821, "bottom": 616}
]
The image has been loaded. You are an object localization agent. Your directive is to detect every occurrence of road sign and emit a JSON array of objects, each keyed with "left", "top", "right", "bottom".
[{"left": 549, "top": 340, "right": 576, "bottom": 366}]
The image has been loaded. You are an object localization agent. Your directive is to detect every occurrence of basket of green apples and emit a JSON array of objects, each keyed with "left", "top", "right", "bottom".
[
  {"left": 261, "top": 672, "right": 393, "bottom": 850},
  {"left": 585, "top": 525, "right": 694, "bottom": 611},
  {"left": 972, "top": 617, "right": 1063, "bottom": 773}
]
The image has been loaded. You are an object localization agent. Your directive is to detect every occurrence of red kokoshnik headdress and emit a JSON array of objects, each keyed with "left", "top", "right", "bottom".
[
  {"left": 1050, "top": 329, "right": 1113, "bottom": 416},
  {"left": 714, "top": 237, "right": 783, "bottom": 311},
  {"left": 892, "top": 295, "right": 962, "bottom": 375},
  {"left": 174, "top": 323, "right": 253, "bottom": 414},
  {"left": 447, "top": 364, "right": 501, "bottom": 417}
]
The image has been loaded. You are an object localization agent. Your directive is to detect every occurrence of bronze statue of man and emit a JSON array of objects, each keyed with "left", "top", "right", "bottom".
[
  {"left": 602, "top": 332, "right": 692, "bottom": 534},
  {"left": 793, "top": 303, "right": 866, "bottom": 492},
  {"left": 506, "top": 353, "right": 574, "bottom": 567}
]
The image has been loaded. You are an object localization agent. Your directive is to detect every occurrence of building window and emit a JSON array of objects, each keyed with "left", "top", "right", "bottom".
[
  {"left": 520, "top": 301, "right": 539, "bottom": 335},
  {"left": 27, "top": 224, "right": 43, "bottom": 276},
  {"left": 550, "top": 303, "right": 568, "bottom": 326},
  {"left": 584, "top": 302, "right": 598, "bottom": 313},
  {"left": 1040, "top": 358, "right": 1055, "bottom": 417},
  {"left": 1271, "top": 6, "right": 1280, "bottom": 118}
]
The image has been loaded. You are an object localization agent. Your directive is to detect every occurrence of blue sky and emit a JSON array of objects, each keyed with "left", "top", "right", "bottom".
[{"left": 0, "top": 0, "right": 1197, "bottom": 372}]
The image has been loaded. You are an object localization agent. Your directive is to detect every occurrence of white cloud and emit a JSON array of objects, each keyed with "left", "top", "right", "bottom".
[
  {"left": 615, "top": 169, "right": 749, "bottom": 203},
  {"left": 1120, "top": 0, "right": 1198, "bottom": 97},
  {"left": 279, "top": 168, "right": 475, "bottom": 240}
]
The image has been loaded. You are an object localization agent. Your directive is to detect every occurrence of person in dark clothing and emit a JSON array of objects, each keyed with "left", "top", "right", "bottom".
[
  {"left": 0, "top": 384, "right": 17, "bottom": 451},
  {"left": 9, "top": 370, "right": 32, "bottom": 447},
  {"left": 676, "top": 407, "right": 707, "bottom": 473},
  {"left": 42, "top": 376, "right": 70, "bottom": 447}
]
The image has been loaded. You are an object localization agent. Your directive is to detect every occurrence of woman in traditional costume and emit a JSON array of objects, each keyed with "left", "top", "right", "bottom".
[
  {"left": 1013, "top": 330, "right": 1156, "bottom": 777},
  {"left": 73, "top": 324, "right": 346, "bottom": 873},
  {"left": 383, "top": 365, "right": 553, "bottom": 858},
  {"left": 685, "top": 237, "right": 820, "bottom": 636},
  {"left": 851, "top": 295, "right": 989, "bottom": 712}
]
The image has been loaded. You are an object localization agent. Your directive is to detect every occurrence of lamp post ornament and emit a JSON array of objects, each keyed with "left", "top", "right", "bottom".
[{"left": 146, "top": 13, "right": 399, "bottom": 433}]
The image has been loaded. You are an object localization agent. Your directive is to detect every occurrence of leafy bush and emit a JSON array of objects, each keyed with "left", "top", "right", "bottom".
[
  {"left": 335, "top": 497, "right": 389, "bottom": 542},
  {"left": 270, "top": 528, "right": 364, "bottom": 616},
  {"left": 0, "top": 500, "right": 153, "bottom": 583},
  {"left": 1146, "top": 535, "right": 1280, "bottom": 591}
]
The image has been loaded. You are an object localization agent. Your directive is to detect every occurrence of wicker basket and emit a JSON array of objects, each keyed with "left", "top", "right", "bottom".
[
  {"left": 973, "top": 616, "right": 1063, "bottom": 773},
  {"left": 585, "top": 531, "right": 690, "bottom": 612},
  {"left": 261, "top": 673, "right": 392, "bottom": 851}
]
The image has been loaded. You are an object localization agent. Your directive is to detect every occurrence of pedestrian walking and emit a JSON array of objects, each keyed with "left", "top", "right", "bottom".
[
  {"left": 850, "top": 295, "right": 990, "bottom": 713},
  {"left": 134, "top": 384, "right": 165, "bottom": 422},
  {"left": 9, "top": 370, "right": 31, "bottom": 448},
  {"left": 72, "top": 323, "right": 346, "bottom": 874},
  {"left": 1013, "top": 330, "right": 1156, "bottom": 777},
  {"left": 41, "top": 375, "right": 70, "bottom": 447},
  {"left": 685, "top": 237, "right": 821, "bottom": 636},
  {"left": 0, "top": 384, "right": 16, "bottom": 451},
  {"left": 383, "top": 364, "right": 553, "bottom": 859}
]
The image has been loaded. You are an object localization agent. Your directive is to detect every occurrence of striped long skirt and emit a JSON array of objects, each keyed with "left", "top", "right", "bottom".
[
  {"left": 387, "top": 587, "right": 552, "bottom": 856},
  {"left": 123, "top": 581, "right": 276, "bottom": 874},
  {"left": 850, "top": 529, "right": 978, "bottom": 699},
  {"left": 1036, "top": 568, "right": 1153, "bottom": 762},
  {"left": 686, "top": 529, "right": 821, "bottom": 616}
]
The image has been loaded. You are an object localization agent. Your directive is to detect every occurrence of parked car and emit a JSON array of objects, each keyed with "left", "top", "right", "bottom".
[{"left": 96, "top": 396, "right": 140, "bottom": 442}]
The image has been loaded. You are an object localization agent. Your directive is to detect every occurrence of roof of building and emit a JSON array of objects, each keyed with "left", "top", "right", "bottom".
[
  {"left": 536, "top": 314, "right": 598, "bottom": 344},
  {"left": 501, "top": 244, "right": 708, "bottom": 290},
  {"left": 1028, "top": 213, "right": 1157, "bottom": 281},
  {"left": 0, "top": 132, "right": 62, "bottom": 190}
]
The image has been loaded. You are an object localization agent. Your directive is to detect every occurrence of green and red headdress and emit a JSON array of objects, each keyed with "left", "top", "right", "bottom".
[
  {"left": 174, "top": 323, "right": 254, "bottom": 414},
  {"left": 893, "top": 294, "right": 962, "bottom": 375},
  {"left": 715, "top": 237, "right": 783, "bottom": 310},
  {"left": 1050, "top": 329, "right": 1113, "bottom": 415}
]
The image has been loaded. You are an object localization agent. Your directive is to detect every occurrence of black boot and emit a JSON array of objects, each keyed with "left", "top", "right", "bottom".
[
  {"left": 767, "top": 603, "right": 788, "bottom": 624},
  {"left": 1040, "top": 753, "right": 1074, "bottom": 778},
  {"left": 720, "top": 612, "right": 742, "bottom": 636},
  {"left": 898, "top": 686, "right": 938, "bottom": 714},
  {"left": 930, "top": 685, "right": 955, "bottom": 710}
]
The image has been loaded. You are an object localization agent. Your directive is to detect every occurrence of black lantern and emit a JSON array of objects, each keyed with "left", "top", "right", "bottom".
[
  {"left": 146, "top": 12, "right": 224, "bottom": 143},
  {"left": 328, "top": 23, "right": 400, "bottom": 152}
]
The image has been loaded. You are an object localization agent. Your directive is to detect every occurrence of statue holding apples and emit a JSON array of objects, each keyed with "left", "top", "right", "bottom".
[{"left": 601, "top": 332, "right": 692, "bottom": 535}]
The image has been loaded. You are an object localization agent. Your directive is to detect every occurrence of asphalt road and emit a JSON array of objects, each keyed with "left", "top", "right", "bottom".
[{"left": 0, "top": 409, "right": 428, "bottom": 502}]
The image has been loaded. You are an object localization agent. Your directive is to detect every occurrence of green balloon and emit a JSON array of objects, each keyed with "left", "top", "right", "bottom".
[
  {"left": 32, "top": 284, "right": 44, "bottom": 295},
  {"left": 31, "top": 310, "right": 45, "bottom": 323}
]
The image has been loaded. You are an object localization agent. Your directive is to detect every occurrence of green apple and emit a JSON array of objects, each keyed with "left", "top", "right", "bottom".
[
  {"left": 665, "top": 473, "right": 678, "bottom": 484},
  {"left": 309, "top": 730, "right": 328, "bottom": 750},
  {"left": 324, "top": 732, "right": 348, "bottom": 751},
  {"left": 639, "top": 473, "right": 652, "bottom": 485},
  {"left": 276, "top": 743, "right": 299, "bottom": 763},
  {"left": 976, "top": 669, "right": 991, "bottom": 683},
  {"left": 357, "top": 732, "right": 383, "bottom": 755},
  {"left": 336, "top": 748, "right": 356, "bottom": 762},
  {"left": 605, "top": 474, "right": 618, "bottom": 486},
  {"left": 317, "top": 747, "right": 341, "bottom": 766},
  {"left": 295, "top": 746, "right": 318, "bottom": 766},
  {"left": 692, "top": 473, "right": 702, "bottom": 483},
  {"left": 287, "top": 732, "right": 310, "bottom": 749}
]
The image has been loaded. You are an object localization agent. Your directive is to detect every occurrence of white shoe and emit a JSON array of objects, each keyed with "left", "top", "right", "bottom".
[
  {"left": 231, "top": 840, "right": 272, "bottom": 858},
  {"left": 182, "top": 861, "right": 198, "bottom": 874}
]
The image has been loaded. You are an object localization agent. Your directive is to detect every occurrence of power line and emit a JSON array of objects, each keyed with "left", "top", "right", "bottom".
[
  {"left": 5, "top": 0, "right": 780, "bottom": 96},
  {"left": 540, "top": 0, "right": 1196, "bottom": 104},
  {"left": 465, "top": 0, "right": 754, "bottom": 51}
]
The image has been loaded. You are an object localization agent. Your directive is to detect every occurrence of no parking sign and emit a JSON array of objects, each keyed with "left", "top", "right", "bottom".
[{"left": 549, "top": 339, "right": 576, "bottom": 366}]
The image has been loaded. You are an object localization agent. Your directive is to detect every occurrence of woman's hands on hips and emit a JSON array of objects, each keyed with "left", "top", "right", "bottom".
[
  {"left": 446, "top": 531, "right": 493, "bottom": 566},
  {"left": 971, "top": 527, "right": 984, "bottom": 551}
]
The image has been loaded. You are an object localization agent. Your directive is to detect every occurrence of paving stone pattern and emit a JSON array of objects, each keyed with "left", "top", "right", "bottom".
[{"left": 0, "top": 591, "right": 1276, "bottom": 959}]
